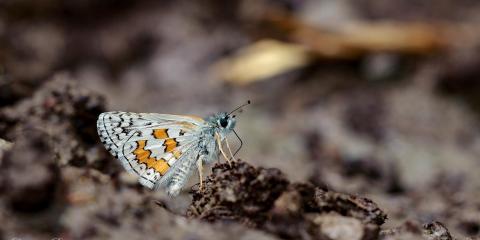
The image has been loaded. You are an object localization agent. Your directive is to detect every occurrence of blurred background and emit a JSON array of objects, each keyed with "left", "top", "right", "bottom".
[{"left": 0, "top": 0, "right": 480, "bottom": 239}]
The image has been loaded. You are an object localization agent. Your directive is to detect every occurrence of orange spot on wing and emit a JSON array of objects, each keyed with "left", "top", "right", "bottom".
[
  {"left": 154, "top": 129, "right": 168, "bottom": 139},
  {"left": 134, "top": 140, "right": 147, "bottom": 155},
  {"left": 165, "top": 138, "right": 177, "bottom": 152},
  {"left": 136, "top": 151, "right": 150, "bottom": 161},
  {"left": 173, "top": 150, "right": 182, "bottom": 159},
  {"left": 154, "top": 159, "right": 170, "bottom": 175},
  {"left": 133, "top": 140, "right": 170, "bottom": 175}
]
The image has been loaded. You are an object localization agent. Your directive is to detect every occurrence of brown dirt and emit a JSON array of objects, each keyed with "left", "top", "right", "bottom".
[{"left": 1, "top": 1, "right": 480, "bottom": 240}]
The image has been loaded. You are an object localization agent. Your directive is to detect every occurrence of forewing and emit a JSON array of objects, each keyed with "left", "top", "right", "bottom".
[{"left": 97, "top": 111, "right": 204, "bottom": 188}]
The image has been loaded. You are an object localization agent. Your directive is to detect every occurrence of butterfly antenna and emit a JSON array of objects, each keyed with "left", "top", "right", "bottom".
[
  {"left": 228, "top": 100, "right": 251, "bottom": 116},
  {"left": 232, "top": 129, "right": 243, "bottom": 157}
]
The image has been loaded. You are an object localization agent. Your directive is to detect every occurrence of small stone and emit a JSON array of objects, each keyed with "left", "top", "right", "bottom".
[{"left": 312, "top": 213, "right": 364, "bottom": 240}]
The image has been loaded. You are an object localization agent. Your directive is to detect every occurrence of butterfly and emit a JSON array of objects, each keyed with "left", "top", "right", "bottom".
[{"left": 96, "top": 101, "right": 249, "bottom": 196}]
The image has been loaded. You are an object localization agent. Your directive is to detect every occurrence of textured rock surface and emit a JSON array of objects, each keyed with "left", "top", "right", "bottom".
[{"left": 188, "top": 160, "right": 386, "bottom": 239}]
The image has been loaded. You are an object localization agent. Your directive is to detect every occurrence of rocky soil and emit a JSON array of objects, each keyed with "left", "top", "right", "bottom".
[{"left": 1, "top": 0, "right": 480, "bottom": 239}]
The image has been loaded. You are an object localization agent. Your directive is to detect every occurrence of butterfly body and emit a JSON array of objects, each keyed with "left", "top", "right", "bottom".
[{"left": 97, "top": 111, "right": 237, "bottom": 196}]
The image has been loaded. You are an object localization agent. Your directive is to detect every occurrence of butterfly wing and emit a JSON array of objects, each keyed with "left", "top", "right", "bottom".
[{"left": 97, "top": 111, "right": 205, "bottom": 188}]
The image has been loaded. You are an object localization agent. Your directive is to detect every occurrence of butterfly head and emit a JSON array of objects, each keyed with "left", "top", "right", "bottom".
[
  {"left": 209, "top": 101, "right": 250, "bottom": 156},
  {"left": 209, "top": 112, "right": 236, "bottom": 132}
]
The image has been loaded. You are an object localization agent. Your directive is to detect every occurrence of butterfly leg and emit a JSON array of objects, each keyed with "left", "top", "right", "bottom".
[
  {"left": 225, "top": 137, "right": 236, "bottom": 162},
  {"left": 215, "top": 132, "right": 231, "bottom": 166},
  {"left": 196, "top": 155, "right": 204, "bottom": 191}
]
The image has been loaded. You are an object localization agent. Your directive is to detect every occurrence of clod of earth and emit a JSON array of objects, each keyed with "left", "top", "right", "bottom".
[{"left": 188, "top": 160, "right": 387, "bottom": 240}]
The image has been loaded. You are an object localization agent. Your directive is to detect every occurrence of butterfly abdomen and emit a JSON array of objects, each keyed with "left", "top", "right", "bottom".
[{"left": 166, "top": 154, "right": 196, "bottom": 196}]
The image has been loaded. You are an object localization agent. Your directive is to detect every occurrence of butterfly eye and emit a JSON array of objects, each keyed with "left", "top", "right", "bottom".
[{"left": 219, "top": 118, "right": 229, "bottom": 128}]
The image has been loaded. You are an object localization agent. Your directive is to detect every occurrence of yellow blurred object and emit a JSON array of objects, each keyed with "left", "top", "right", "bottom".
[
  {"left": 293, "top": 22, "right": 447, "bottom": 58},
  {"left": 213, "top": 39, "right": 314, "bottom": 85},
  {"left": 214, "top": 10, "right": 455, "bottom": 86},
  {"left": 0, "top": 138, "right": 12, "bottom": 163},
  {"left": 265, "top": 10, "right": 448, "bottom": 58}
]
